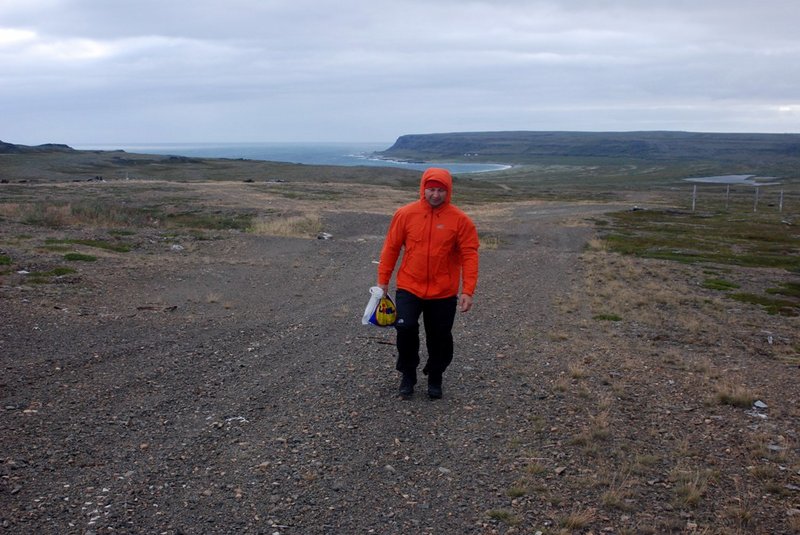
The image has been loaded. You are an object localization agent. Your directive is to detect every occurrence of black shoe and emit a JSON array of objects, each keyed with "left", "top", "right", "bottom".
[
  {"left": 399, "top": 374, "right": 416, "bottom": 397},
  {"left": 427, "top": 379, "right": 443, "bottom": 399}
]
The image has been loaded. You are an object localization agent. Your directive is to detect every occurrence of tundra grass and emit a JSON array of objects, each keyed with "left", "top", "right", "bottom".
[
  {"left": 601, "top": 206, "right": 800, "bottom": 314},
  {"left": 702, "top": 277, "right": 740, "bottom": 291},
  {"left": 64, "top": 252, "right": 97, "bottom": 262},
  {"left": 46, "top": 238, "right": 131, "bottom": 253},
  {"left": 729, "top": 292, "right": 799, "bottom": 316},
  {"left": 162, "top": 210, "right": 254, "bottom": 231},
  {"left": 25, "top": 266, "right": 78, "bottom": 283},
  {"left": 766, "top": 281, "right": 800, "bottom": 298},
  {"left": 603, "top": 209, "right": 800, "bottom": 271}
]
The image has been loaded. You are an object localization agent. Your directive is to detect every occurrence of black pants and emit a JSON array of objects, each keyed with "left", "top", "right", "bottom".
[{"left": 394, "top": 289, "right": 458, "bottom": 380}]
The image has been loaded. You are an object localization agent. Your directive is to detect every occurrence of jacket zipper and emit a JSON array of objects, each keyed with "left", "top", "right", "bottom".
[{"left": 425, "top": 207, "right": 434, "bottom": 297}]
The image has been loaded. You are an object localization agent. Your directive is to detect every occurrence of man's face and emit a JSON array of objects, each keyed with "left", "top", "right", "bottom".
[{"left": 424, "top": 186, "right": 446, "bottom": 207}]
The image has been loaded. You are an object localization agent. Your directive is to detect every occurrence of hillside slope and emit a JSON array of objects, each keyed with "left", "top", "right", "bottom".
[{"left": 379, "top": 130, "right": 800, "bottom": 166}]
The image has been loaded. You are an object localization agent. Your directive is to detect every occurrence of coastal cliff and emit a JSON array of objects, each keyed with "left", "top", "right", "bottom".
[
  {"left": 0, "top": 140, "right": 75, "bottom": 154},
  {"left": 378, "top": 131, "right": 800, "bottom": 165}
]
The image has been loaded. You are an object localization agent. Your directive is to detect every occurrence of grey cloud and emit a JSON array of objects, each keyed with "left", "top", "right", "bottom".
[{"left": 1, "top": 0, "right": 798, "bottom": 143}]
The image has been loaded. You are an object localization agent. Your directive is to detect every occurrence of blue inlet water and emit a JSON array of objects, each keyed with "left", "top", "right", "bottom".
[{"left": 75, "top": 142, "right": 509, "bottom": 174}]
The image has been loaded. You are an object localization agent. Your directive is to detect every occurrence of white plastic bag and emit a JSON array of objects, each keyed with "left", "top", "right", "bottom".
[{"left": 361, "top": 286, "right": 397, "bottom": 327}]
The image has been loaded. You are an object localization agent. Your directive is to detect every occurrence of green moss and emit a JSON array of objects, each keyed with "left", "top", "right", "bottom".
[
  {"left": 0, "top": 254, "right": 11, "bottom": 266},
  {"left": 594, "top": 313, "right": 623, "bottom": 321},
  {"left": 24, "top": 266, "right": 78, "bottom": 283},
  {"left": 41, "top": 244, "right": 72, "bottom": 252},
  {"left": 46, "top": 238, "right": 130, "bottom": 253},
  {"left": 48, "top": 266, "right": 77, "bottom": 276},
  {"left": 109, "top": 229, "right": 136, "bottom": 237},
  {"left": 602, "top": 209, "right": 800, "bottom": 272},
  {"left": 702, "top": 278, "right": 740, "bottom": 291},
  {"left": 486, "top": 509, "right": 519, "bottom": 526},
  {"left": 766, "top": 281, "right": 800, "bottom": 298},
  {"left": 729, "top": 292, "right": 799, "bottom": 316},
  {"left": 64, "top": 252, "right": 97, "bottom": 262}
]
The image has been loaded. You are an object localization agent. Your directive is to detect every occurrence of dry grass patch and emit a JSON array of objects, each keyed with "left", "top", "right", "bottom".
[
  {"left": 250, "top": 214, "right": 323, "bottom": 238},
  {"left": 478, "top": 234, "right": 500, "bottom": 250},
  {"left": 590, "top": 410, "right": 611, "bottom": 440},
  {"left": 748, "top": 463, "right": 777, "bottom": 481},
  {"left": 585, "top": 237, "right": 607, "bottom": 251},
  {"left": 714, "top": 380, "right": 757, "bottom": 408},
  {"left": 724, "top": 478, "right": 755, "bottom": 530},
  {"left": 597, "top": 394, "right": 613, "bottom": 411},
  {"left": 547, "top": 330, "right": 570, "bottom": 342},
  {"left": 526, "top": 460, "right": 547, "bottom": 476},
  {"left": 580, "top": 247, "right": 733, "bottom": 340},
  {"left": 553, "top": 376, "right": 570, "bottom": 393},
  {"left": 788, "top": 514, "right": 800, "bottom": 533},
  {"left": 601, "top": 485, "right": 633, "bottom": 511},
  {"left": 486, "top": 509, "right": 519, "bottom": 526},
  {"left": 1, "top": 200, "right": 148, "bottom": 228},
  {"left": 559, "top": 507, "right": 596, "bottom": 529},
  {"left": 567, "top": 362, "right": 588, "bottom": 379},
  {"left": 632, "top": 454, "right": 661, "bottom": 471},
  {"left": 669, "top": 467, "right": 712, "bottom": 508},
  {"left": 554, "top": 294, "right": 581, "bottom": 314},
  {"left": 506, "top": 484, "right": 528, "bottom": 498}
]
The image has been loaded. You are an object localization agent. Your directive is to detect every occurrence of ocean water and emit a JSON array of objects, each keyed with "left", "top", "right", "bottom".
[
  {"left": 74, "top": 142, "right": 509, "bottom": 174},
  {"left": 684, "top": 174, "right": 781, "bottom": 186}
]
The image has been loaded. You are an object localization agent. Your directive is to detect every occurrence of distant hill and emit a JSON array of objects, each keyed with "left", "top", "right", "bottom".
[
  {"left": 378, "top": 131, "right": 800, "bottom": 165},
  {"left": 0, "top": 140, "right": 75, "bottom": 154}
]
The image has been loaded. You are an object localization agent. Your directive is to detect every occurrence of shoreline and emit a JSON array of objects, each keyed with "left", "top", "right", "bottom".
[{"left": 71, "top": 141, "right": 510, "bottom": 174}]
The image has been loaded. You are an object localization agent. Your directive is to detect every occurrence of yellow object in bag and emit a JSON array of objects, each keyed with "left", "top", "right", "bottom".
[
  {"left": 371, "top": 295, "right": 397, "bottom": 327},
  {"left": 361, "top": 286, "right": 397, "bottom": 327}
]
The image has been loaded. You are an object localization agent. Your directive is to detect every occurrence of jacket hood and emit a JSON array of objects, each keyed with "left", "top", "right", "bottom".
[{"left": 419, "top": 167, "right": 452, "bottom": 204}]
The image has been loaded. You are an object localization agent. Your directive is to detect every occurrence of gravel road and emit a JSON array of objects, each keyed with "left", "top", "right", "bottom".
[{"left": 1, "top": 200, "right": 600, "bottom": 534}]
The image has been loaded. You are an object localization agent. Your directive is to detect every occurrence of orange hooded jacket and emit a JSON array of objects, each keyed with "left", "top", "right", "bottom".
[{"left": 378, "top": 168, "right": 479, "bottom": 299}]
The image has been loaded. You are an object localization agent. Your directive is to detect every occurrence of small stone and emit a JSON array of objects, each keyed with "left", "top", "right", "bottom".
[
  {"left": 753, "top": 400, "right": 768, "bottom": 409},
  {"left": 555, "top": 466, "right": 567, "bottom": 475},
  {"left": 438, "top": 466, "right": 451, "bottom": 474}
]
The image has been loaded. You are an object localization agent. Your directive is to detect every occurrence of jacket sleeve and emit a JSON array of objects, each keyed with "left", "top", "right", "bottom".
[
  {"left": 458, "top": 216, "right": 480, "bottom": 296},
  {"left": 377, "top": 210, "right": 405, "bottom": 286}
]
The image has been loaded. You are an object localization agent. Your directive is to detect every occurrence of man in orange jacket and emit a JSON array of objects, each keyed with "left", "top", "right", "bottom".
[{"left": 378, "top": 167, "right": 479, "bottom": 399}]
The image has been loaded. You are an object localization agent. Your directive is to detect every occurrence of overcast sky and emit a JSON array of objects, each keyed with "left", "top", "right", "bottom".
[{"left": 2, "top": 0, "right": 799, "bottom": 145}]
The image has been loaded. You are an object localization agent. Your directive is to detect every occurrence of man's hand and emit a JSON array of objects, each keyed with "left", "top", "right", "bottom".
[
  {"left": 459, "top": 294, "right": 473, "bottom": 313},
  {"left": 378, "top": 283, "right": 389, "bottom": 297}
]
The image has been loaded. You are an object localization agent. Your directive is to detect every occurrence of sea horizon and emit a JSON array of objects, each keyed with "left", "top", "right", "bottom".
[{"left": 72, "top": 141, "right": 510, "bottom": 174}]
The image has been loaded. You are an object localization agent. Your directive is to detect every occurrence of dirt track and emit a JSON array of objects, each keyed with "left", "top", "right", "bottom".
[
  {"left": 0, "top": 195, "right": 599, "bottom": 533},
  {"left": 2, "top": 193, "right": 798, "bottom": 534}
]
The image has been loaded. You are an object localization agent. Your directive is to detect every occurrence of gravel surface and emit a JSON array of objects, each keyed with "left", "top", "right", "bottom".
[{"left": 2, "top": 199, "right": 798, "bottom": 534}]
